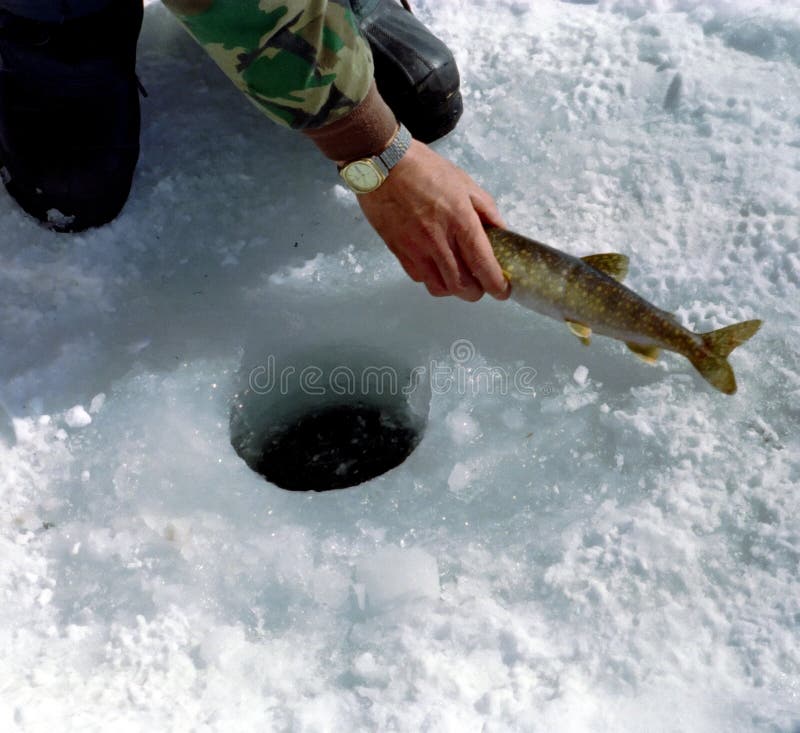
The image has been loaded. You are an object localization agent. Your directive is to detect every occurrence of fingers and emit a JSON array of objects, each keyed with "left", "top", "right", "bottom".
[
  {"left": 451, "top": 255, "right": 484, "bottom": 302},
  {"left": 454, "top": 210, "right": 512, "bottom": 301},
  {"left": 415, "top": 248, "right": 481, "bottom": 301},
  {"left": 391, "top": 249, "right": 423, "bottom": 282},
  {"left": 455, "top": 186, "right": 510, "bottom": 300},
  {"left": 470, "top": 189, "right": 507, "bottom": 230},
  {"left": 418, "top": 257, "right": 448, "bottom": 295},
  {"left": 433, "top": 241, "right": 483, "bottom": 302},
  {"left": 425, "top": 281, "right": 449, "bottom": 297},
  {"left": 389, "top": 246, "right": 449, "bottom": 296},
  {"left": 391, "top": 223, "right": 484, "bottom": 302},
  {"left": 391, "top": 217, "right": 504, "bottom": 302}
]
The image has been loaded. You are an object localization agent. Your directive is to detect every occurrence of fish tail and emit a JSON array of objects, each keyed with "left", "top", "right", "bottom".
[{"left": 689, "top": 319, "right": 762, "bottom": 394}]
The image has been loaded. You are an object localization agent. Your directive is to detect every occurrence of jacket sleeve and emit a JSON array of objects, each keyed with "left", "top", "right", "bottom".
[{"left": 162, "top": 0, "right": 386, "bottom": 134}]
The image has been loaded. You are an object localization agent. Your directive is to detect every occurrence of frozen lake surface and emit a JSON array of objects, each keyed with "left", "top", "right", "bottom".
[{"left": 1, "top": 0, "right": 799, "bottom": 730}]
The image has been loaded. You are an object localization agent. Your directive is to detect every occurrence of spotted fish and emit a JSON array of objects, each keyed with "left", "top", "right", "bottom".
[{"left": 486, "top": 226, "right": 761, "bottom": 394}]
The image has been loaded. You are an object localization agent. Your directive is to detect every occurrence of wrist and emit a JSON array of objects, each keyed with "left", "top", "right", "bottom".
[{"left": 337, "top": 123, "right": 412, "bottom": 194}]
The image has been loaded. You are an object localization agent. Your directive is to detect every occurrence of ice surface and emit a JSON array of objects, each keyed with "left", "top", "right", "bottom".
[
  {"left": 356, "top": 545, "right": 440, "bottom": 611},
  {"left": 1, "top": 0, "right": 799, "bottom": 731}
]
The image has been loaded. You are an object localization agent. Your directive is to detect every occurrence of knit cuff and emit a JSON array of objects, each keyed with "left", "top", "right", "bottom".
[{"left": 303, "top": 82, "right": 398, "bottom": 163}]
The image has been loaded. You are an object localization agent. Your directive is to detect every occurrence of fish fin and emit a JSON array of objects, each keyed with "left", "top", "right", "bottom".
[
  {"left": 566, "top": 320, "right": 591, "bottom": 345},
  {"left": 581, "top": 253, "right": 629, "bottom": 281},
  {"left": 501, "top": 268, "right": 513, "bottom": 283},
  {"left": 626, "top": 341, "right": 660, "bottom": 364},
  {"left": 701, "top": 320, "right": 762, "bottom": 359},
  {"left": 688, "top": 319, "right": 762, "bottom": 395}
]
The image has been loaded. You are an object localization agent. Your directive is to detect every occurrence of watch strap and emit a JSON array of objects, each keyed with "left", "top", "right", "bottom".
[{"left": 376, "top": 123, "right": 412, "bottom": 173}]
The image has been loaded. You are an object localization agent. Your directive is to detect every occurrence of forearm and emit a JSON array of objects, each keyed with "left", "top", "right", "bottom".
[
  {"left": 163, "top": 2, "right": 507, "bottom": 304},
  {"left": 162, "top": 0, "right": 396, "bottom": 158}
]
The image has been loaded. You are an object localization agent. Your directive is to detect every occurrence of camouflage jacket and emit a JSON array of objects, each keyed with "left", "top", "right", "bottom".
[{"left": 163, "top": 0, "right": 374, "bottom": 131}]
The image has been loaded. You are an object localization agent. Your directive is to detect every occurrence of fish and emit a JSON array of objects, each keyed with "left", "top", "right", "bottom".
[{"left": 485, "top": 226, "right": 762, "bottom": 394}]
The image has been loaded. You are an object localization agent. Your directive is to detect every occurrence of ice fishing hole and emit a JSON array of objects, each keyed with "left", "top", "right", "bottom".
[{"left": 230, "top": 346, "right": 430, "bottom": 491}]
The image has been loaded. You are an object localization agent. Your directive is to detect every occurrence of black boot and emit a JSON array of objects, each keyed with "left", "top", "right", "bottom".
[
  {"left": 0, "top": 0, "right": 142, "bottom": 233},
  {"left": 351, "top": 0, "right": 463, "bottom": 143}
]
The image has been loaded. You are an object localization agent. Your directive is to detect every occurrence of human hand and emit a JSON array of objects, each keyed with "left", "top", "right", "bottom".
[{"left": 355, "top": 140, "right": 511, "bottom": 302}]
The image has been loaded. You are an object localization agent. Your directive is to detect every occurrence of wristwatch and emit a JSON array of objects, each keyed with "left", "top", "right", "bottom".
[{"left": 338, "top": 123, "right": 412, "bottom": 194}]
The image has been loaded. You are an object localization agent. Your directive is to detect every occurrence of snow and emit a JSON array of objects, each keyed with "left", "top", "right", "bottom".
[
  {"left": 1, "top": 0, "right": 799, "bottom": 730},
  {"left": 64, "top": 405, "right": 92, "bottom": 429},
  {"left": 573, "top": 364, "right": 589, "bottom": 386}
]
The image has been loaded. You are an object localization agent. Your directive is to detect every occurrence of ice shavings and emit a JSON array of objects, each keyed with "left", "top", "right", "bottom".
[{"left": 64, "top": 405, "right": 92, "bottom": 429}]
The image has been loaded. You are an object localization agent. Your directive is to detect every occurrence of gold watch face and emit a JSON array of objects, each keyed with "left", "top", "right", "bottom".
[{"left": 340, "top": 160, "right": 384, "bottom": 194}]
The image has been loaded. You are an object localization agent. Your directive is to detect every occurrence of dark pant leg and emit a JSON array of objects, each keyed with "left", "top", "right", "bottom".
[
  {"left": 0, "top": 0, "right": 143, "bottom": 232},
  {"left": 0, "top": 0, "right": 113, "bottom": 22}
]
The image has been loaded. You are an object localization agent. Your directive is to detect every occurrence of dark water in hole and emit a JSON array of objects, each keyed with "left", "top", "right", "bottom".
[{"left": 254, "top": 402, "right": 420, "bottom": 491}]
